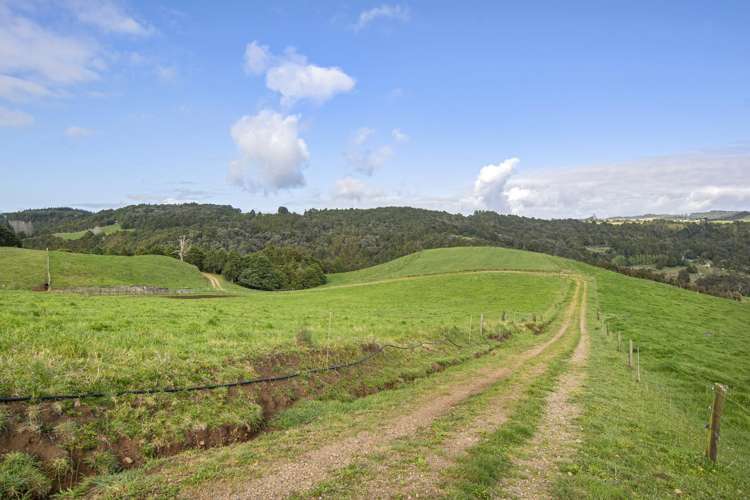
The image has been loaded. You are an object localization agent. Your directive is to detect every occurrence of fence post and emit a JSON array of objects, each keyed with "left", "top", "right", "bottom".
[
  {"left": 628, "top": 339, "right": 633, "bottom": 368},
  {"left": 46, "top": 248, "right": 51, "bottom": 291},
  {"left": 706, "top": 383, "right": 727, "bottom": 463},
  {"left": 636, "top": 346, "right": 641, "bottom": 382},
  {"left": 480, "top": 313, "right": 484, "bottom": 338}
]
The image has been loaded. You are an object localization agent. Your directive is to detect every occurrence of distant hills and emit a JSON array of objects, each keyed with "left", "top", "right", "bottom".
[{"left": 603, "top": 210, "right": 750, "bottom": 223}]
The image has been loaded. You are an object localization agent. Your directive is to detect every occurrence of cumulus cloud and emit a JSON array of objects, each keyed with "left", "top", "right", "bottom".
[
  {"left": 0, "top": 105, "right": 33, "bottom": 127},
  {"left": 353, "top": 4, "right": 410, "bottom": 31},
  {"left": 489, "top": 151, "right": 750, "bottom": 218},
  {"left": 229, "top": 109, "right": 310, "bottom": 192},
  {"left": 243, "top": 41, "right": 355, "bottom": 106},
  {"left": 65, "top": 126, "right": 94, "bottom": 138},
  {"left": 472, "top": 158, "right": 519, "bottom": 211},
  {"left": 62, "top": 0, "right": 152, "bottom": 36},
  {"left": 244, "top": 41, "right": 271, "bottom": 75}
]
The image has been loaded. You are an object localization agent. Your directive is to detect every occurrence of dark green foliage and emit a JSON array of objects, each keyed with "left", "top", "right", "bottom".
[
  {"left": 184, "top": 246, "right": 205, "bottom": 269},
  {"left": 202, "top": 248, "right": 227, "bottom": 274},
  {"left": 237, "top": 254, "right": 283, "bottom": 290},
  {"left": 222, "top": 251, "right": 243, "bottom": 283},
  {"left": 5, "top": 204, "right": 750, "bottom": 296},
  {"left": 0, "top": 220, "right": 20, "bottom": 247},
  {"left": 0, "top": 452, "right": 52, "bottom": 499}
]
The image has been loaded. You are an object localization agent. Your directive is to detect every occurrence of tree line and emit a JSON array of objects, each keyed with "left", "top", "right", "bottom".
[{"left": 3, "top": 204, "right": 749, "bottom": 297}]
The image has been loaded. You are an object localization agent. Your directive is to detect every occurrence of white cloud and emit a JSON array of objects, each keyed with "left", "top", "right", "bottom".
[
  {"left": 0, "top": 105, "right": 33, "bottom": 127},
  {"left": 63, "top": 0, "right": 152, "bottom": 36},
  {"left": 353, "top": 127, "right": 374, "bottom": 145},
  {"left": 244, "top": 41, "right": 270, "bottom": 75},
  {"left": 0, "top": 5, "right": 103, "bottom": 85},
  {"left": 347, "top": 145, "right": 394, "bottom": 176},
  {"left": 266, "top": 60, "right": 355, "bottom": 106},
  {"left": 472, "top": 158, "right": 519, "bottom": 211},
  {"left": 0, "top": 74, "right": 53, "bottom": 101},
  {"left": 334, "top": 176, "right": 369, "bottom": 201},
  {"left": 353, "top": 4, "right": 410, "bottom": 31},
  {"left": 496, "top": 151, "right": 750, "bottom": 218},
  {"left": 229, "top": 109, "right": 310, "bottom": 191},
  {"left": 391, "top": 128, "right": 409, "bottom": 143},
  {"left": 244, "top": 41, "right": 355, "bottom": 106},
  {"left": 65, "top": 125, "right": 94, "bottom": 138}
]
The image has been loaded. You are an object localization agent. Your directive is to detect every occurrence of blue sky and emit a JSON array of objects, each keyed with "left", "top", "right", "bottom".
[{"left": 1, "top": 0, "right": 749, "bottom": 218}]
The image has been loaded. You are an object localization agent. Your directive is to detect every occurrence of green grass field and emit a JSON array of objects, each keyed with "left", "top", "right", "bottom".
[
  {"left": 0, "top": 247, "right": 209, "bottom": 290},
  {"left": 0, "top": 246, "right": 748, "bottom": 498},
  {"left": 53, "top": 223, "right": 128, "bottom": 240},
  {"left": 326, "top": 246, "right": 561, "bottom": 286}
]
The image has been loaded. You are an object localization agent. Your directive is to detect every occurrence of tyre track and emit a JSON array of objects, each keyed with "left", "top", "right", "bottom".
[
  {"left": 206, "top": 279, "right": 582, "bottom": 500},
  {"left": 497, "top": 280, "right": 590, "bottom": 499}
]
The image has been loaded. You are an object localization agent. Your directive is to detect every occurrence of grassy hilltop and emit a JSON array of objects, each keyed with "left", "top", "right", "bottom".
[
  {"left": 0, "top": 246, "right": 748, "bottom": 498},
  {"left": 0, "top": 247, "right": 209, "bottom": 291}
]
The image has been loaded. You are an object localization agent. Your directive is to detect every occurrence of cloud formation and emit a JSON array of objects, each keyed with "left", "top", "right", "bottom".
[
  {"left": 0, "top": 74, "right": 53, "bottom": 102},
  {"left": 0, "top": 105, "right": 33, "bottom": 127},
  {"left": 345, "top": 126, "right": 408, "bottom": 175},
  {"left": 0, "top": 5, "right": 103, "bottom": 85},
  {"left": 243, "top": 41, "right": 355, "bottom": 106},
  {"left": 63, "top": 0, "right": 152, "bottom": 36},
  {"left": 229, "top": 110, "right": 310, "bottom": 191},
  {"left": 334, "top": 176, "right": 369, "bottom": 201},
  {"left": 472, "top": 158, "right": 519, "bottom": 211},
  {"left": 468, "top": 151, "right": 750, "bottom": 218},
  {"left": 353, "top": 4, "right": 410, "bottom": 31}
]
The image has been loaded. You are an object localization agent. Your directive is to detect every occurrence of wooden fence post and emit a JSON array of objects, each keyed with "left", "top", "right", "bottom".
[
  {"left": 636, "top": 346, "right": 641, "bottom": 382},
  {"left": 46, "top": 248, "right": 51, "bottom": 291},
  {"left": 706, "top": 383, "right": 727, "bottom": 463},
  {"left": 628, "top": 339, "right": 633, "bottom": 368}
]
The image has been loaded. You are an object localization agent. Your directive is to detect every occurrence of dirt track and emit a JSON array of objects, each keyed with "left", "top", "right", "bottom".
[
  {"left": 202, "top": 272, "right": 223, "bottom": 290},
  {"left": 202, "top": 279, "right": 584, "bottom": 499}
]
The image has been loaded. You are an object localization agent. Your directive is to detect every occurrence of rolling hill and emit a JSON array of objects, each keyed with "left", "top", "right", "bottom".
[
  {"left": 0, "top": 246, "right": 748, "bottom": 498},
  {"left": 0, "top": 247, "right": 210, "bottom": 291}
]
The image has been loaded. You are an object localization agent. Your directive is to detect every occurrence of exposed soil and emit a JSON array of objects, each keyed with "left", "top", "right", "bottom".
[
  {"left": 202, "top": 273, "right": 224, "bottom": 290},
  {"left": 196, "top": 281, "right": 582, "bottom": 499},
  {"left": 498, "top": 281, "right": 590, "bottom": 499}
]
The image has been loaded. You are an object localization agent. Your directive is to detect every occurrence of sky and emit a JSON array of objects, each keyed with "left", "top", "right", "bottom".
[{"left": 1, "top": 0, "right": 749, "bottom": 219}]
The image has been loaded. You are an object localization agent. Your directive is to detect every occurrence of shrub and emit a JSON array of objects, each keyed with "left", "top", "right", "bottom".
[
  {"left": 0, "top": 452, "right": 52, "bottom": 499},
  {"left": 84, "top": 450, "right": 120, "bottom": 475},
  {"left": 296, "top": 328, "right": 315, "bottom": 348},
  {"left": 0, "top": 408, "right": 8, "bottom": 433}
]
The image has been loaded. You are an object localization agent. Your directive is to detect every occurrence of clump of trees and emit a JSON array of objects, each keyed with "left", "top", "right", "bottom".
[
  {"left": 0, "top": 220, "right": 21, "bottom": 247},
  {"left": 182, "top": 243, "right": 325, "bottom": 291}
]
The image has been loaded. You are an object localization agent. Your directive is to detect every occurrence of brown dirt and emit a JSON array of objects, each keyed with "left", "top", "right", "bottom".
[
  {"left": 498, "top": 281, "right": 590, "bottom": 499},
  {"left": 201, "top": 273, "right": 224, "bottom": 290},
  {"left": 198, "top": 280, "right": 582, "bottom": 499}
]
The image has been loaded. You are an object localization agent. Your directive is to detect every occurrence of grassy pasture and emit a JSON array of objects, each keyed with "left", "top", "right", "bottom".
[
  {"left": 53, "top": 223, "right": 128, "bottom": 241},
  {"left": 2, "top": 246, "right": 749, "bottom": 497},
  {"left": 326, "top": 246, "right": 561, "bottom": 286},
  {"left": 0, "top": 247, "right": 209, "bottom": 291},
  {"left": 0, "top": 272, "right": 567, "bottom": 397}
]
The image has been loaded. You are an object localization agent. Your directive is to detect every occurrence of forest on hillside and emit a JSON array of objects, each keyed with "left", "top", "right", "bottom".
[{"left": 2, "top": 204, "right": 749, "bottom": 297}]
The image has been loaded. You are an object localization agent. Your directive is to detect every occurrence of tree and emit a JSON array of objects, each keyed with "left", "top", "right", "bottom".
[
  {"left": 677, "top": 268, "right": 691, "bottom": 286},
  {"left": 237, "top": 254, "right": 283, "bottom": 290},
  {"left": 176, "top": 235, "right": 190, "bottom": 262},
  {"left": 185, "top": 246, "right": 205, "bottom": 269},
  {"left": 0, "top": 221, "right": 20, "bottom": 247},
  {"left": 203, "top": 248, "right": 228, "bottom": 274},
  {"left": 222, "top": 251, "right": 244, "bottom": 282}
]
